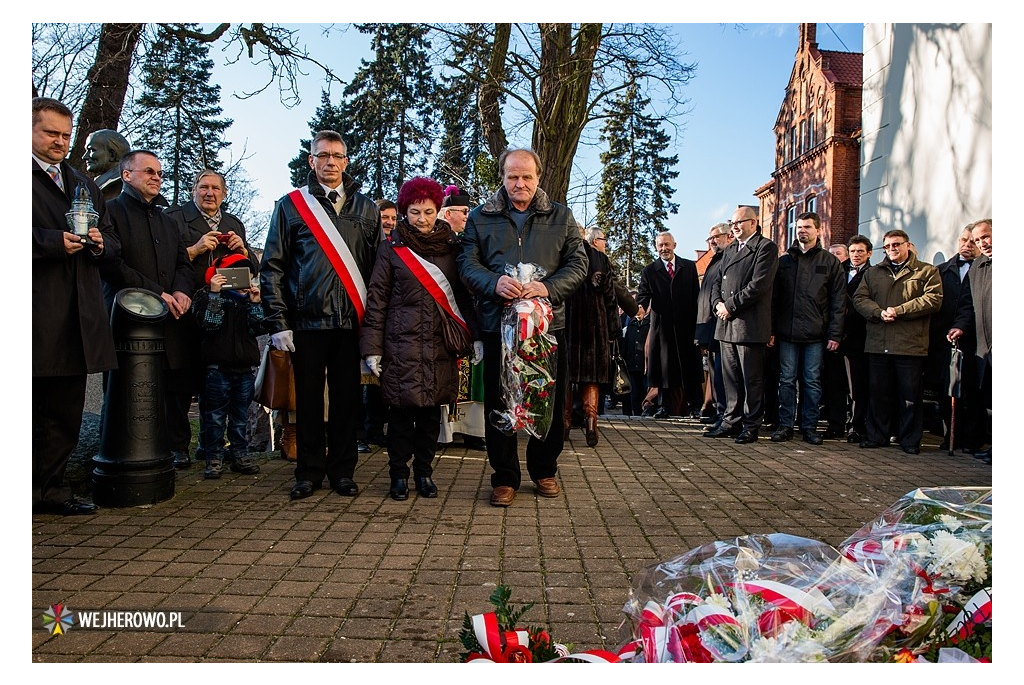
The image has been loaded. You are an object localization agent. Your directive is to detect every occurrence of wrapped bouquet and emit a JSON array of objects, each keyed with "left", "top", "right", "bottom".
[
  {"left": 838, "top": 487, "right": 992, "bottom": 662},
  {"left": 490, "top": 263, "right": 558, "bottom": 440},
  {"left": 619, "top": 533, "right": 904, "bottom": 662}
]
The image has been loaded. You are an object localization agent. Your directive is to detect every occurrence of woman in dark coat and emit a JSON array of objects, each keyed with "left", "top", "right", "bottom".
[{"left": 360, "top": 177, "right": 477, "bottom": 500}]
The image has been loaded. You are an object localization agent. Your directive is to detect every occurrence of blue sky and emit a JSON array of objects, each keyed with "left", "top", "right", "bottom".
[{"left": 211, "top": 23, "right": 863, "bottom": 256}]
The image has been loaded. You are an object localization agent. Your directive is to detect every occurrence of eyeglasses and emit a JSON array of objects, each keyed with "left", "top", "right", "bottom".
[
  {"left": 707, "top": 234, "right": 727, "bottom": 242},
  {"left": 446, "top": 208, "right": 469, "bottom": 216},
  {"left": 313, "top": 153, "right": 348, "bottom": 161},
  {"left": 128, "top": 167, "right": 163, "bottom": 178},
  {"left": 728, "top": 219, "right": 754, "bottom": 228},
  {"left": 594, "top": 237, "right": 607, "bottom": 243},
  {"left": 882, "top": 241, "right": 906, "bottom": 250}
]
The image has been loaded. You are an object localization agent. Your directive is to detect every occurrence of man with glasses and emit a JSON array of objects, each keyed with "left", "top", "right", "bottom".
[
  {"left": 260, "top": 130, "right": 381, "bottom": 500},
  {"left": 705, "top": 206, "right": 779, "bottom": 443},
  {"left": 101, "top": 150, "right": 197, "bottom": 466},
  {"left": 695, "top": 223, "right": 734, "bottom": 429},
  {"left": 853, "top": 229, "right": 942, "bottom": 454}
]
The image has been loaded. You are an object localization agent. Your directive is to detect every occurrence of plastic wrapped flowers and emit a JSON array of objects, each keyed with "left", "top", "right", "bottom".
[
  {"left": 619, "top": 533, "right": 905, "bottom": 662},
  {"left": 839, "top": 487, "right": 992, "bottom": 662},
  {"left": 490, "top": 263, "right": 558, "bottom": 440}
]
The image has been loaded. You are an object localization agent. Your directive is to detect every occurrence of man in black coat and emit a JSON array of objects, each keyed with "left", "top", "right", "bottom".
[
  {"left": 100, "top": 149, "right": 196, "bottom": 468},
  {"left": 842, "top": 235, "right": 872, "bottom": 443},
  {"left": 636, "top": 230, "right": 701, "bottom": 418},
  {"left": 706, "top": 206, "right": 779, "bottom": 443},
  {"left": 166, "top": 170, "right": 258, "bottom": 464},
  {"left": 32, "top": 97, "right": 119, "bottom": 515},
  {"left": 694, "top": 223, "right": 734, "bottom": 427}
]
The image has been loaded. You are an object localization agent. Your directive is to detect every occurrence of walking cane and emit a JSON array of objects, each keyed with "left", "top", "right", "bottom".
[{"left": 948, "top": 340, "right": 963, "bottom": 457}]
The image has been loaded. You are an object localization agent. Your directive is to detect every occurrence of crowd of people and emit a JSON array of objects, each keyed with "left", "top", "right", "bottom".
[{"left": 32, "top": 94, "right": 992, "bottom": 517}]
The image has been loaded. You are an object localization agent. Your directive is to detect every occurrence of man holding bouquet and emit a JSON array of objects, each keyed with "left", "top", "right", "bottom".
[{"left": 458, "top": 148, "right": 587, "bottom": 507}]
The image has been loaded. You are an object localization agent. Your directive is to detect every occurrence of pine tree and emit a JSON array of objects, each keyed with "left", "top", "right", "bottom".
[
  {"left": 132, "top": 24, "right": 232, "bottom": 207},
  {"left": 287, "top": 91, "right": 346, "bottom": 188},
  {"left": 595, "top": 82, "right": 679, "bottom": 287},
  {"left": 338, "top": 23, "right": 439, "bottom": 201}
]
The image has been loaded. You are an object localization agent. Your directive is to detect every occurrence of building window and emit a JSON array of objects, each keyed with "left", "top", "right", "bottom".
[
  {"left": 799, "top": 120, "right": 807, "bottom": 154},
  {"left": 808, "top": 112, "right": 816, "bottom": 148},
  {"left": 789, "top": 127, "right": 798, "bottom": 162},
  {"left": 806, "top": 195, "right": 817, "bottom": 214},
  {"left": 786, "top": 205, "right": 797, "bottom": 246}
]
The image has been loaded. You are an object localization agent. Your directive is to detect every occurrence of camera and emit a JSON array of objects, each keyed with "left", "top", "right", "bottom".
[{"left": 216, "top": 233, "right": 232, "bottom": 244}]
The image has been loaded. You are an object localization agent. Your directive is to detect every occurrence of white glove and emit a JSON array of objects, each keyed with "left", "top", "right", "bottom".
[
  {"left": 270, "top": 330, "right": 295, "bottom": 352},
  {"left": 470, "top": 341, "right": 484, "bottom": 365},
  {"left": 365, "top": 355, "right": 382, "bottom": 377}
]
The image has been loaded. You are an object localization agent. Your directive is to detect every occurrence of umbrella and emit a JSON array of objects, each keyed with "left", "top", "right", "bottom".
[{"left": 947, "top": 341, "right": 964, "bottom": 456}]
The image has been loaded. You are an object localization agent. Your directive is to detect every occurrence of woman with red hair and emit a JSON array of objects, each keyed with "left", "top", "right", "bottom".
[{"left": 360, "top": 177, "right": 478, "bottom": 500}]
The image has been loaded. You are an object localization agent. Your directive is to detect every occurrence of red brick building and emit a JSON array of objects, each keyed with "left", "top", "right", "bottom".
[{"left": 756, "top": 24, "right": 862, "bottom": 251}]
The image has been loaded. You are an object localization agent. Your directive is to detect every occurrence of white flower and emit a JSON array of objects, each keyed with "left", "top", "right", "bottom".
[
  {"left": 926, "top": 530, "right": 988, "bottom": 584},
  {"left": 937, "top": 515, "right": 962, "bottom": 532}
]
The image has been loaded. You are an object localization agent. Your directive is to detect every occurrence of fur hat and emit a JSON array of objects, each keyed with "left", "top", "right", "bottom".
[
  {"left": 204, "top": 252, "right": 250, "bottom": 285},
  {"left": 441, "top": 185, "right": 472, "bottom": 208}
]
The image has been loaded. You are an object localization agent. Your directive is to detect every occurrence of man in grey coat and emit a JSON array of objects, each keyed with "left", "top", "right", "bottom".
[{"left": 705, "top": 205, "right": 779, "bottom": 444}]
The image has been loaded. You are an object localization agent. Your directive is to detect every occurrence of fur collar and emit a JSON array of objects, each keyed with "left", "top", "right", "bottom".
[{"left": 479, "top": 185, "right": 554, "bottom": 216}]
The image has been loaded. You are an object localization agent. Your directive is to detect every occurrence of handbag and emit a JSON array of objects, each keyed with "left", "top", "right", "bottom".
[
  {"left": 438, "top": 302, "right": 474, "bottom": 357},
  {"left": 254, "top": 346, "right": 297, "bottom": 411},
  {"left": 611, "top": 340, "right": 631, "bottom": 396}
]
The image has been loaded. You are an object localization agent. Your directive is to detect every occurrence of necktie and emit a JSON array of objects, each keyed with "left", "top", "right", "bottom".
[
  {"left": 666, "top": 261, "right": 675, "bottom": 279},
  {"left": 47, "top": 165, "right": 62, "bottom": 192},
  {"left": 327, "top": 190, "right": 340, "bottom": 212}
]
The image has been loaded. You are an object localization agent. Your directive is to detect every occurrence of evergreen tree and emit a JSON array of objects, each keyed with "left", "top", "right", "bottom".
[
  {"left": 595, "top": 82, "right": 679, "bottom": 287},
  {"left": 339, "top": 23, "right": 439, "bottom": 201},
  {"left": 132, "top": 24, "right": 232, "bottom": 207},
  {"left": 287, "top": 91, "right": 346, "bottom": 188}
]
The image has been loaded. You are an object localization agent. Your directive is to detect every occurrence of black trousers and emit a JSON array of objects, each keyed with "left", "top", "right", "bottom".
[
  {"left": 163, "top": 367, "right": 199, "bottom": 453},
  {"left": 866, "top": 353, "right": 926, "bottom": 450},
  {"left": 845, "top": 350, "right": 870, "bottom": 435},
  {"left": 387, "top": 405, "right": 440, "bottom": 479},
  {"left": 719, "top": 341, "right": 767, "bottom": 432},
  {"left": 292, "top": 329, "right": 361, "bottom": 485},
  {"left": 33, "top": 374, "right": 87, "bottom": 508},
  {"left": 483, "top": 330, "right": 566, "bottom": 490},
  {"left": 822, "top": 348, "right": 849, "bottom": 432}
]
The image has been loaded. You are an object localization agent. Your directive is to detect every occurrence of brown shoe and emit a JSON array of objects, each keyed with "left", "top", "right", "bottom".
[
  {"left": 279, "top": 421, "right": 297, "bottom": 462},
  {"left": 535, "top": 477, "right": 561, "bottom": 497},
  {"left": 490, "top": 486, "right": 516, "bottom": 507}
]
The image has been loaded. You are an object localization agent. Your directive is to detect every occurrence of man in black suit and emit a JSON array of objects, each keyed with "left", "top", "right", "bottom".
[
  {"left": 841, "top": 235, "right": 872, "bottom": 443},
  {"left": 165, "top": 170, "right": 257, "bottom": 466},
  {"left": 32, "top": 97, "right": 119, "bottom": 515},
  {"left": 635, "top": 231, "right": 701, "bottom": 418},
  {"left": 705, "top": 206, "right": 779, "bottom": 443},
  {"left": 100, "top": 149, "right": 196, "bottom": 468}
]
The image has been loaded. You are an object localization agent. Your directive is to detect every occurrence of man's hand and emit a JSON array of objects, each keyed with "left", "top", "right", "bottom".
[
  {"left": 365, "top": 355, "right": 382, "bottom": 377},
  {"left": 63, "top": 232, "right": 85, "bottom": 255},
  {"left": 189, "top": 230, "right": 221, "bottom": 260},
  {"left": 494, "top": 274, "right": 523, "bottom": 300},
  {"left": 881, "top": 307, "right": 898, "bottom": 323},
  {"left": 86, "top": 226, "right": 104, "bottom": 254},
  {"left": 520, "top": 280, "right": 548, "bottom": 298},
  {"left": 160, "top": 292, "right": 184, "bottom": 318},
  {"left": 715, "top": 302, "right": 731, "bottom": 321},
  {"left": 470, "top": 341, "right": 484, "bottom": 365},
  {"left": 947, "top": 328, "right": 964, "bottom": 343},
  {"left": 270, "top": 330, "right": 295, "bottom": 352},
  {"left": 767, "top": 334, "right": 775, "bottom": 349},
  {"left": 171, "top": 291, "right": 192, "bottom": 318},
  {"left": 826, "top": 339, "right": 840, "bottom": 352},
  {"left": 221, "top": 231, "right": 246, "bottom": 254},
  {"left": 636, "top": 305, "right": 646, "bottom": 320}
]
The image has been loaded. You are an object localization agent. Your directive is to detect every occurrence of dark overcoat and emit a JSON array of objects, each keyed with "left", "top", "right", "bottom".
[
  {"left": 359, "top": 220, "right": 477, "bottom": 409},
  {"left": 32, "top": 159, "right": 119, "bottom": 376},
  {"left": 712, "top": 232, "right": 779, "bottom": 345},
  {"left": 565, "top": 242, "right": 619, "bottom": 384},
  {"left": 101, "top": 184, "right": 195, "bottom": 369},
  {"left": 636, "top": 253, "right": 700, "bottom": 388}
]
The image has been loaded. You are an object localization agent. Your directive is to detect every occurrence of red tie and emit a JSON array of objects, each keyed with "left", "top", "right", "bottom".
[{"left": 666, "top": 261, "right": 674, "bottom": 279}]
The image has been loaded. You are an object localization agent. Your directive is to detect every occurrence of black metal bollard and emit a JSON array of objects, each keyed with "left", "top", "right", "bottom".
[{"left": 92, "top": 288, "right": 175, "bottom": 506}]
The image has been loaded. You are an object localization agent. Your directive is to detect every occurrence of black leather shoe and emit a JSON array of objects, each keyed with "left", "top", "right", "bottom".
[
  {"left": 290, "top": 480, "right": 320, "bottom": 500},
  {"left": 332, "top": 478, "right": 359, "bottom": 496},
  {"left": 415, "top": 477, "right": 438, "bottom": 498},
  {"left": 847, "top": 430, "right": 863, "bottom": 444},
  {"left": 902, "top": 445, "right": 920, "bottom": 455},
  {"left": 802, "top": 430, "right": 823, "bottom": 445},
  {"left": 704, "top": 423, "right": 741, "bottom": 438},
  {"left": 822, "top": 428, "right": 845, "bottom": 440},
  {"left": 357, "top": 441, "right": 370, "bottom": 453},
  {"left": 389, "top": 478, "right": 408, "bottom": 501},
  {"left": 48, "top": 499, "right": 98, "bottom": 516},
  {"left": 771, "top": 429, "right": 793, "bottom": 442},
  {"left": 859, "top": 440, "right": 882, "bottom": 449},
  {"left": 734, "top": 429, "right": 759, "bottom": 444}
]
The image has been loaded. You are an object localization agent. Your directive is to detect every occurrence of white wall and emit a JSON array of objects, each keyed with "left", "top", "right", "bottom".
[{"left": 859, "top": 23, "right": 991, "bottom": 264}]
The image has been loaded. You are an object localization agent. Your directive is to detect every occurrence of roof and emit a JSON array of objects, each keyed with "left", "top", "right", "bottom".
[{"left": 819, "top": 49, "right": 863, "bottom": 87}]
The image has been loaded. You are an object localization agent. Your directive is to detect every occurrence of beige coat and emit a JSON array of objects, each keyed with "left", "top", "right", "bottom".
[{"left": 853, "top": 255, "right": 942, "bottom": 357}]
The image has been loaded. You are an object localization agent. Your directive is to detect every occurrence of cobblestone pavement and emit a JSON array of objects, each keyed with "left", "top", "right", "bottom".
[{"left": 31, "top": 415, "right": 992, "bottom": 663}]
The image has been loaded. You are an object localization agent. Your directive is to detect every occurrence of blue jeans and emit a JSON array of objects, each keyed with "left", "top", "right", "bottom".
[
  {"left": 201, "top": 367, "right": 255, "bottom": 462},
  {"left": 777, "top": 340, "right": 825, "bottom": 433}
]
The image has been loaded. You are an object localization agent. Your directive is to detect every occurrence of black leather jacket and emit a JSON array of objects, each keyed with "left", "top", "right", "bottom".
[
  {"left": 259, "top": 172, "right": 380, "bottom": 333},
  {"left": 457, "top": 186, "right": 587, "bottom": 332}
]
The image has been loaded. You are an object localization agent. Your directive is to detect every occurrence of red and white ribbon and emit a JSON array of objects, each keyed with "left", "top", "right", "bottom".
[
  {"left": 946, "top": 587, "right": 992, "bottom": 642},
  {"left": 288, "top": 187, "right": 367, "bottom": 323},
  {"left": 729, "top": 580, "right": 835, "bottom": 626},
  {"left": 392, "top": 245, "right": 468, "bottom": 333}
]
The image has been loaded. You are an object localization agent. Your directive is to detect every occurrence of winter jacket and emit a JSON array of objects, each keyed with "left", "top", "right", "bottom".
[
  {"left": 772, "top": 243, "right": 846, "bottom": 343},
  {"left": 32, "top": 159, "right": 119, "bottom": 376},
  {"left": 952, "top": 254, "right": 992, "bottom": 382},
  {"left": 565, "top": 242, "right": 620, "bottom": 384},
  {"left": 712, "top": 232, "right": 779, "bottom": 345},
  {"left": 457, "top": 186, "right": 587, "bottom": 333},
  {"left": 853, "top": 254, "right": 942, "bottom": 357},
  {"left": 359, "top": 220, "right": 477, "bottom": 408},
  {"left": 259, "top": 171, "right": 380, "bottom": 333},
  {"left": 192, "top": 287, "right": 265, "bottom": 370}
]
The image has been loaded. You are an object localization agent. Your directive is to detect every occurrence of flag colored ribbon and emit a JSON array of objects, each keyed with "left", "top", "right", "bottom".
[
  {"left": 946, "top": 588, "right": 992, "bottom": 642},
  {"left": 729, "top": 579, "right": 835, "bottom": 627},
  {"left": 466, "top": 611, "right": 621, "bottom": 663},
  {"left": 392, "top": 245, "right": 469, "bottom": 333}
]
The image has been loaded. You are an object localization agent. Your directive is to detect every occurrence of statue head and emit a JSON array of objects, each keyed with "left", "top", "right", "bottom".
[{"left": 84, "top": 129, "right": 130, "bottom": 176}]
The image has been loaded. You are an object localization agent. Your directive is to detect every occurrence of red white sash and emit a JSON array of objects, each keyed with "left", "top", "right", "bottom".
[
  {"left": 287, "top": 187, "right": 367, "bottom": 324},
  {"left": 392, "top": 245, "right": 469, "bottom": 333}
]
